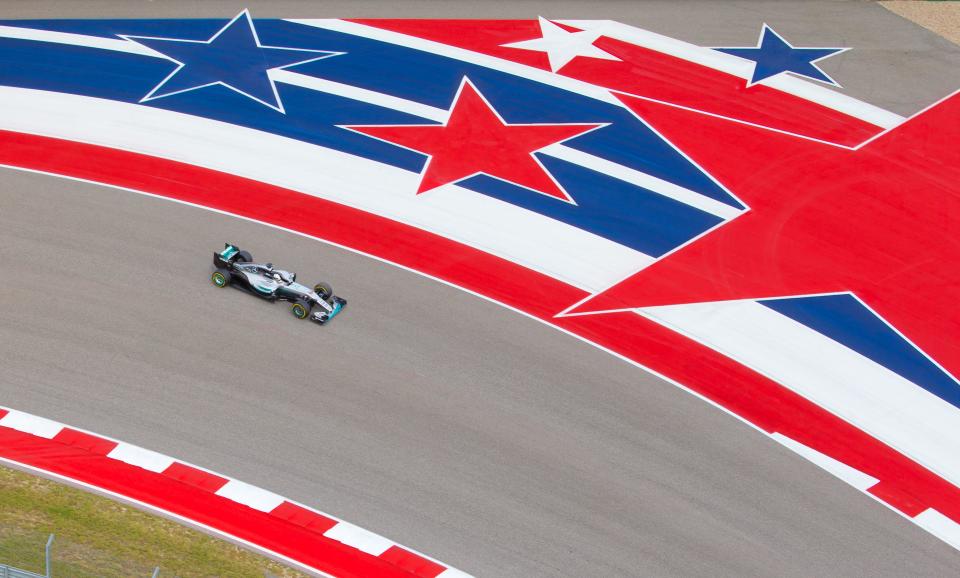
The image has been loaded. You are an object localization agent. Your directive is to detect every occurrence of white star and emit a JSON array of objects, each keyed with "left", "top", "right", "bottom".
[{"left": 502, "top": 17, "right": 620, "bottom": 73}]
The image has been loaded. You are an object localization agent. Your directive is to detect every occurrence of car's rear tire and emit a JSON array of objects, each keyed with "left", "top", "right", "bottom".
[
  {"left": 291, "top": 300, "right": 311, "bottom": 320},
  {"left": 314, "top": 282, "right": 333, "bottom": 299},
  {"left": 211, "top": 268, "right": 231, "bottom": 287},
  {"left": 235, "top": 250, "right": 253, "bottom": 263}
]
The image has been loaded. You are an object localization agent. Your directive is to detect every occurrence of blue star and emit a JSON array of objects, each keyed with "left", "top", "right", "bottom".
[
  {"left": 716, "top": 24, "right": 848, "bottom": 88},
  {"left": 121, "top": 10, "right": 340, "bottom": 112}
]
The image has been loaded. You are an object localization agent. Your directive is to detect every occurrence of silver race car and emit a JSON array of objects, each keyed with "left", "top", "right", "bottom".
[{"left": 211, "top": 243, "right": 346, "bottom": 324}]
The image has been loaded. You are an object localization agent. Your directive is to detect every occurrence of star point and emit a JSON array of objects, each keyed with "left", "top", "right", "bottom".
[{"left": 502, "top": 16, "right": 621, "bottom": 73}]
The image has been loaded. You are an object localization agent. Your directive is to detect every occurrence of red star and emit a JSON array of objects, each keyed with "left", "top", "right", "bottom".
[
  {"left": 347, "top": 79, "right": 600, "bottom": 202},
  {"left": 567, "top": 90, "right": 960, "bottom": 380}
]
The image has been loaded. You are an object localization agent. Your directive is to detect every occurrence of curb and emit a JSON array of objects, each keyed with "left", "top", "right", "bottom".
[{"left": 0, "top": 406, "right": 470, "bottom": 578}]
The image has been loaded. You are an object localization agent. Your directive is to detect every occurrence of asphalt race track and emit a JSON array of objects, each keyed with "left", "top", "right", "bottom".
[
  {"left": 3, "top": 159, "right": 960, "bottom": 576},
  {"left": 2, "top": 1, "right": 960, "bottom": 577}
]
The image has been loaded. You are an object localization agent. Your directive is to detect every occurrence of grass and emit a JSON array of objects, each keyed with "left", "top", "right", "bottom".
[{"left": 0, "top": 464, "right": 310, "bottom": 578}]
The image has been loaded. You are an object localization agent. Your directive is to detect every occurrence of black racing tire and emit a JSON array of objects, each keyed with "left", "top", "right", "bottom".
[
  {"left": 291, "top": 300, "right": 311, "bottom": 320},
  {"left": 314, "top": 282, "right": 333, "bottom": 299},
  {"left": 235, "top": 250, "right": 253, "bottom": 263},
  {"left": 211, "top": 268, "right": 231, "bottom": 288}
]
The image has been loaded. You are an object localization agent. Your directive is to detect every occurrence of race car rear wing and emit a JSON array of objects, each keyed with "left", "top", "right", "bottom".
[{"left": 213, "top": 243, "right": 240, "bottom": 268}]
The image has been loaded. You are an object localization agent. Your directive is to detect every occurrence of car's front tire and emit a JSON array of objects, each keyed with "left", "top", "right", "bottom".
[
  {"left": 211, "top": 268, "right": 231, "bottom": 287},
  {"left": 291, "top": 300, "right": 311, "bottom": 320},
  {"left": 314, "top": 282, "right": 333, "bottom": 300},
  {"left": 235, "top": 250, "right": 253, "bottom": 263}
]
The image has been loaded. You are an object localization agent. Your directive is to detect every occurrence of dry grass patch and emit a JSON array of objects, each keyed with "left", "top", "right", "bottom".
[{"left": 0, "top": 464, "right": 309, "bottom": 577}]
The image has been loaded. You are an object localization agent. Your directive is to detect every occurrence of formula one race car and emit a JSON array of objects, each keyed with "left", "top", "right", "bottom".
[{"left": 211, "top": 243, "right": 346, "bottom": 324}]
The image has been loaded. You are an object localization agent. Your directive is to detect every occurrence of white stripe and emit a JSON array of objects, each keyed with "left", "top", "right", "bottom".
[
  {"left": 538, "top": 143, "right": 740, "bottom": 219},
  {"left": 914, "top": 509, "right": 960, "bottom": 551},
  {"left": 272, "top": 69, "right": 448, "bottom": 121},
  {"left": 0, "top": 410, "right": 64, "bottom": 439},
  {"left": 214, "top": 479, "right": 286, "bottom": 512},
  {"left": 0, "top": 86, "right": 648, "bottom": 291},
  {"left": 0, "top": 24, "right": 162, "bottom": 57},
  {"left": 323, "top": 521, "right": 395, "bottom": 556},
  {"left": 436, "top": 569, "right": 474, "bottom": 578},
  {"left": 560, "top": 20, "right": 904, "bottom": 129},
  {"left": 638, "top": 300, "right": 960, "bottom": 490},
  {"left": 107, "top": 442, "right": 176, "bottom": 472},
  {"left": 771, "top": 432, "right": 879, "bottom": 491}
]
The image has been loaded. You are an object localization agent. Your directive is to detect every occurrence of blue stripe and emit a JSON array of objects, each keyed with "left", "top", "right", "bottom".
[{"left": 761, "top": 294, "right": 960, "bottom": 410}]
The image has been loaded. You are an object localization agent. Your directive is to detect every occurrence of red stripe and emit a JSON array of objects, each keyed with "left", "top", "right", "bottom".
[
  {"left": 869, "top": 481, "right": 927, "bottom": 518},
  {"left": 53, "top": 428, "right": 118, "bottom": 455},
  {"left": 380, "top": 546, "right": 447, "bottom": 578},
  {"left": 1, "top": 130, "right": 958, "bottom": 567},
  {"left": 271, "top": 501, "right": 339, "bottom": 533},
  {"left": 163, "top": 462, "right": 229, "bottom": 493}
]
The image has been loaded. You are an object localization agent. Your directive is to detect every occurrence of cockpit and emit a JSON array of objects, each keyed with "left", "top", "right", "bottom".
[{"left": 254, "top": 263, "right": 295, "bottom": 284}]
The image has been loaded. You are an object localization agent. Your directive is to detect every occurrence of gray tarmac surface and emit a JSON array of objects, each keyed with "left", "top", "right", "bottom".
[{"left": 2, "top": 1, "right": 960, "bottom": 576}]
